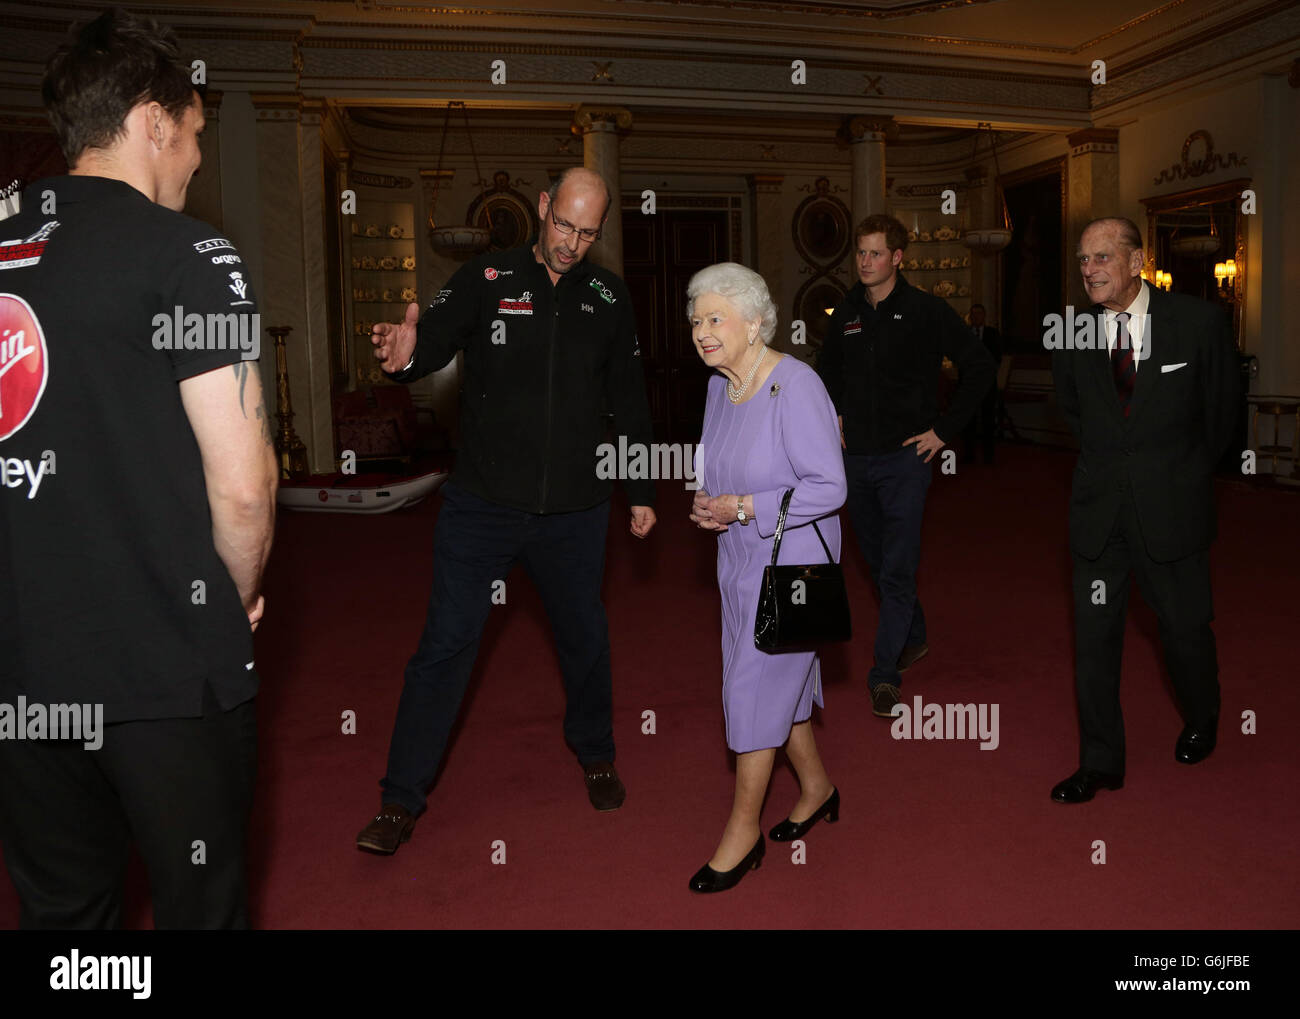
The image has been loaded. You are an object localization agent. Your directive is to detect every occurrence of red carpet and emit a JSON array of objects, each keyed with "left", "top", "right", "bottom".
[{"left": 2, "top": 444, "right": 1296, "bottom": 928}]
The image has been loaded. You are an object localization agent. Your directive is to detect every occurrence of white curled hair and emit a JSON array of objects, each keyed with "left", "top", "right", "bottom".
[{"left": 685, "top": 262, "right": 778, "bottom": 345}]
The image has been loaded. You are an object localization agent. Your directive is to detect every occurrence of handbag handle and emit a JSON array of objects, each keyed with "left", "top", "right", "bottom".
[{"left": 769, "top": 488, "right": 833, "bottom": 567}]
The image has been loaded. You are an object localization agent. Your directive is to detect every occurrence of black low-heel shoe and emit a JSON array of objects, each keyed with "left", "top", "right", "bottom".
[
  {"left": 768, "top": 787, "right": 840, "bottom": 842},
  {"left": 688, "top": 835, "right": 765, "bottom": 893}
]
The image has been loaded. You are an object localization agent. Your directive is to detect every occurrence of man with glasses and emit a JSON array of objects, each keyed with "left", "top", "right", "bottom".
[{"left": 357, "top": 167, "right": 657, "bottom": 854}]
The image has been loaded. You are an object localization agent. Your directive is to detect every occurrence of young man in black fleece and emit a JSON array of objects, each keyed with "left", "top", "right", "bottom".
[
  {"left": 818, "top": 214, "right": 994, "bottom": 719},
  {"left": 357, "top": 167, "right": 657, "bottom": 854}
]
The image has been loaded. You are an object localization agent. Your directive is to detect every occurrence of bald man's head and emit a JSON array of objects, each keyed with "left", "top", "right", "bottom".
[
  {"left": 547, "top": 167, "right": 611, "bottom": 219},
  {"left": 535, "top": 166, "right": 609, "bottom": 277}
]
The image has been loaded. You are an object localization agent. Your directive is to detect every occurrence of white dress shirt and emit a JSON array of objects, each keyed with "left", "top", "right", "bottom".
[{"left": 1103, "top": 281, "right": 1150, "bottom": 371}]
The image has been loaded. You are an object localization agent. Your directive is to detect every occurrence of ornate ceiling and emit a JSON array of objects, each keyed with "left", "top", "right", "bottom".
[{"left": 0, "top": 0, "right": 1295, "bottom": 135}]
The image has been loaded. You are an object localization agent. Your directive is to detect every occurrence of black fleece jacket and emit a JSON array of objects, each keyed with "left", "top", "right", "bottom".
[
  {"left": 817, "top": 272, "right": 996, "bottom": 455},
  {"left": 385, "top": 242, "right": 656, "bottom": 512}
]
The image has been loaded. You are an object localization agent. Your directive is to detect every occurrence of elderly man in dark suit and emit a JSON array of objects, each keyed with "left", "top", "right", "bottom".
[{"left": 1050, "top": 216, "right": 1239, "bottom": 803}]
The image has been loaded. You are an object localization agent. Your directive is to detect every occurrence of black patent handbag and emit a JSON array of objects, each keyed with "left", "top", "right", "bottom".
[{"left": 754, "top": 489, "right": 851, "bottom": 652}]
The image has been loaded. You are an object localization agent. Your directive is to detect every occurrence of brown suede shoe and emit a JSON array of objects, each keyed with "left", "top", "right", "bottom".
[
  {"left": 582, "top": 761, "right": 626, "bottom": 811},
  {"left": 897, "top": 642, "right": 929, "bottom": 672},
  {"left": 871, "top": 682, "right": 902, "bottom": 718},
  {"left": 356, "top": 803, "right": 416, "bottom": 854}
]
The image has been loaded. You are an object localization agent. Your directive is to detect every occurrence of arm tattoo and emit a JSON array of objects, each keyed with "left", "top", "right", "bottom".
[
  {"left": 232, "top": 362, "right": 250, "bottom": 419},
  {"left": 233, "top": 361, "right": 275, "bottom": 447}
]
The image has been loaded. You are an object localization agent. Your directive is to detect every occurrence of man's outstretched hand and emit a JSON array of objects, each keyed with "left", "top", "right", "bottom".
[{"left": 371, "top": 302, "right": 419, "bottom": 373}]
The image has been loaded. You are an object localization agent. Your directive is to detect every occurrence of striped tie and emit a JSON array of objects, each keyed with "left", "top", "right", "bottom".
[{"left": 1111, "top": 312, "right": 1136, "bottom": 416}]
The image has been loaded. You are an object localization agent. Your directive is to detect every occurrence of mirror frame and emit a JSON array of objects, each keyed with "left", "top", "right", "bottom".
[{"left": 1141, "top": 177, "right": 1249, "bottom": 349}]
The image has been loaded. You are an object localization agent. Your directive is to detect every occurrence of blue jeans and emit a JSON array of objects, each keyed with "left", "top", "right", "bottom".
[
  {"left": 380, "top": 482, "right": 614, "bottom": 815},
  {"left": 844, "top": 449, "right": 931, "bottom": 689}
]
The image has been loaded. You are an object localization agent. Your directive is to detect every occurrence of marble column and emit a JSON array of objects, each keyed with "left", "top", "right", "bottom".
[
  {"left": 747, "top": 173, "right": 785, "bottom": 297},
  {"left": 1066, "top": 128, "right": 1120, "bottom": 251},
  {"left": 838, "top": 115, "right": 897, "bottom": 228},
  {"left": 252, "top": 94, "right": 334, "bottom": 475},
  {"left": 571, "top": 105, "right": 632, "bottom": 276},
  {"left": 964, "top": 164, "right": 999, "bottom": 322}
]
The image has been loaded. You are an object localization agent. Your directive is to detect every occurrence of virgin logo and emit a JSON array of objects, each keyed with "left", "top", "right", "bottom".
[
  {"left": 484, "top": 267, "right": 498, "bottom": 280},
  {"left": 0, "top": 293, "right": 48, "bottom": 441}
]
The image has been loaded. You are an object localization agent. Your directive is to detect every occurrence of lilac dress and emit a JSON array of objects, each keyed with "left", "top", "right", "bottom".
[{"left": 696, "top": 355, "right": 848, "bottom": 753}]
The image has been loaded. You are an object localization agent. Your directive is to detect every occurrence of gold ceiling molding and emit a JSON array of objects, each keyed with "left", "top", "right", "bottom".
[
  {"left": 1066, "top": 0, "right": 1191, "bottom": 54},
  {"left": 300, "top": 39, "right": 1084, "bottom": 91},
  {"left": 1100, "top": 0, "right": 1300, "bottom": 92},
  {"left": 302, "top": 22, "right": 1085, "bottom": 61},
  {"left": 629, "top": 0, "right": 1003, "bottom": 18}
]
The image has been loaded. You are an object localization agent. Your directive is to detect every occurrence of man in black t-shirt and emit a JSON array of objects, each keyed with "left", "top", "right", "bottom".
[{"left": 0, "top": 9, "right": 277, "bottom": 929}]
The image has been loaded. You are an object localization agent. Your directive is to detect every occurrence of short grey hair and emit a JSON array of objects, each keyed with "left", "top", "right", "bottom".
[{"left": 685, "top": 262, "right": 778, "bottom": 345}]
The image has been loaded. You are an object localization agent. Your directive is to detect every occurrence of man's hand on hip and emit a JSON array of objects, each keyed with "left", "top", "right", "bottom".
[{"left": 903, "top": 428, "right": 944, "bottom": 463}]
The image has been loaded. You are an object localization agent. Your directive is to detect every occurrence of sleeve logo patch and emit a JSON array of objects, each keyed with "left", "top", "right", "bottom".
[
  {"left": 193, "top": 237, "right": 234, "bottom": 254},
  {"left": 843, "top": 319, "right": 862, "bottom": 335},
  {"left": 589, "top": 278, "right": 616, "bottom": 304}
]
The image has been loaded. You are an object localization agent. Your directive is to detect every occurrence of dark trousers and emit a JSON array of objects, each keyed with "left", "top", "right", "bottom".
[
  {"left": 381, "top": 482, "right": 614, "bottom": 816},
  {"left": 1071, "top": 495, "right": 1220, "bottom": 775},
  {"left": 844, "top": 449, "right": 931, "bottom": 689},
  {"left": 0, "top": 688, "right": 257, "bottom": 929}
]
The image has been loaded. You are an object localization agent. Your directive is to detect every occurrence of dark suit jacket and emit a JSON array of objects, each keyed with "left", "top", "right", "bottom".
[
  {"left": 973, "top": 324, "right": 1002, "bottom": 365},
  {"left": 1052, "top": 282, "right": 1239, "bottom": 563}
]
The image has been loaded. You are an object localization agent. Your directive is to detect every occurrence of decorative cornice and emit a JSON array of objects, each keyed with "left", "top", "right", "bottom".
[{"left": 1067, "top": 127, "right": 1119, "bottom": 156}]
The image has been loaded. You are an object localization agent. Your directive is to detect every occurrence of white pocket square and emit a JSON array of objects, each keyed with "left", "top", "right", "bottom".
[{"left": 1160, "top": 362, "right": 1188, "bottom": 373}]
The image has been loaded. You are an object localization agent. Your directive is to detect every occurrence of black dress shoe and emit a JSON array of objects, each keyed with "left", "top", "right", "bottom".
[
  {"left": 688, "top": 835, "right": 764, "bottom": 893},
  {"left": 1051, "top": 767, "right": 1124, "bottom": 804},
  {"left": 1176, "top": 714, "right": 1218, "bottom": 764},
  {"left": 769, "top": 787, "right": 839, "bottom": 842}
]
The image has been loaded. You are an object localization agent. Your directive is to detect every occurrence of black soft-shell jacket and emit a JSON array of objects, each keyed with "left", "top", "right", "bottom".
[{"left": 387, "top": 243, "right": 656, "bottom": 513}]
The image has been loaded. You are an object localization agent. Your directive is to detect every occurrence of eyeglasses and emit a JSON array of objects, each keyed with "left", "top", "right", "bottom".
[{"left": 547, "top": 202, "right": 602, "bottom": 243}]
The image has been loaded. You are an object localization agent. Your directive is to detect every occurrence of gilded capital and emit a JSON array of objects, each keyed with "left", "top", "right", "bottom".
[
  {"left": 571, "top": 105, "right": 633, "bottom": 137},
  {"left": 837, "top": 115, "right": 898, "bottom": 145}
]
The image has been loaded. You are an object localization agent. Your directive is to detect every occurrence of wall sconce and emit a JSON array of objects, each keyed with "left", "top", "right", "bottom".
[{"left": 1214, "top": 259, "right": 1237, "bottom": 294}]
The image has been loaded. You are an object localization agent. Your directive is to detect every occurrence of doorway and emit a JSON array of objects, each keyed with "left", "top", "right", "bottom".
[{"left": 621, "top": 207, "right": 730, "bottom": 443}]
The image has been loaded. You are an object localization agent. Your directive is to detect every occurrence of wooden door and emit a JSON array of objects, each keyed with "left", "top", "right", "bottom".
[{"left": 622, "top": 208, "right": 728, "bottom": 443}]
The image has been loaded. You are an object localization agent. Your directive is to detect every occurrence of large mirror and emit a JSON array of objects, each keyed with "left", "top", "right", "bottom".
[{"left": 1141, "top": 177, "right": 1248, "bottom": 348}]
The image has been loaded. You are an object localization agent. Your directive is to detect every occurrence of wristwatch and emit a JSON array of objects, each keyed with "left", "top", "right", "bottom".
[{"left": 736, "top": 497, "right": 749, "bottom": 525}]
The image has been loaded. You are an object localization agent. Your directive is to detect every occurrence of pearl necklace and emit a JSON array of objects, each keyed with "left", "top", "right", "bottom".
[{"left": 727, "top": 344, "right": 767, "bottom": 404}]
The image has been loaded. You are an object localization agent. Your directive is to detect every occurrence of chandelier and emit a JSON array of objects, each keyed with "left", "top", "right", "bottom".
[
  {"left": 428, "top": 101, "right": 491, "bottom": 260},
  {"left": 964, "top": 123, "right": 1013, "bottom": 254}
]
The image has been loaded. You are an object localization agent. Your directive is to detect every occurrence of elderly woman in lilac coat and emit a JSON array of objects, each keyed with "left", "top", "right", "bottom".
[{"left": 686, "top": 263, "right": 848, "bottom": 893}]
